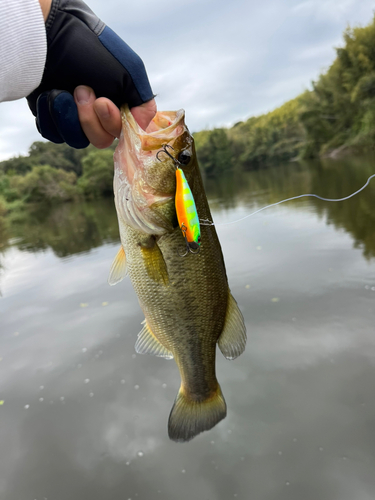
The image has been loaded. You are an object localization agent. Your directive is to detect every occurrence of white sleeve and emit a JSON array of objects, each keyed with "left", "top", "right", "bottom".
[{"left": 0, "top": 0, "right": 47, "bottom": 102}]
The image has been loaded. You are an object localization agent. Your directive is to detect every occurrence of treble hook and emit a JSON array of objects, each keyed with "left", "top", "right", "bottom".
[
  {"left": 178, "top": 242, "right": 189, "bottom": 258},
  {"left": 178, "top": 240, "right": 201, "bottom": 257},
  {"left": 156, "top": 144, "right": 182, "bottom": 168},
  {"left": 178, "top": 224, "right": 201, "bottom": 257}
]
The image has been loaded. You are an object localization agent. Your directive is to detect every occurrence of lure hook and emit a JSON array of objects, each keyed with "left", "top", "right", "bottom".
[
  {"left": 178, "top": 224, "right": 201, "bottom": 257},
  {"left": 178, "top": 243, "right": 189, "bottom": 258},
  {"left": 178, "top": 224, "right": 189, "bottom": 257},
  {"left": 179, "top": 241, "right": 200, "bottom": 257},
  {"left": 156, "top": 144, "right": 182, "bottom": 168},
  {"left": 189, "top": 245, "right": 201, "bottom": 255}
]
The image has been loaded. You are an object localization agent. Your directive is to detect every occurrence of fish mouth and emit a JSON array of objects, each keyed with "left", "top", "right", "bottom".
[{"left": 114, "top": 105, "right": 187, "bottom": 235}]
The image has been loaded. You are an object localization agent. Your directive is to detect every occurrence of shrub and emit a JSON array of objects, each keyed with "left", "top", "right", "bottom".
[
  {"left": 0, "top": 196, "right": 7, "bottom": 217},
  {"left": 9, "top": 165, "right": 80, "bottom": 203},
  {"left": 78, "top": 150, "right": 114, "bottom": 197}
]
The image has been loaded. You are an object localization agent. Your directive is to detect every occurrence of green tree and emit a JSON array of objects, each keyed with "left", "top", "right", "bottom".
[
  {"left": 10, "top": 165, "right": 80, "bottom": 203},
  {"left": 301, "top": 16, "right": 375, "bottom": 157},
  {"left": 28, "top": 141, "right": 85, "bottom": 175},
  {"left": 78, "top": 149, "right": 114, "bottom": 197},
  {"left": 0, "top": 196, "right": 7, "bottom": 217},
  {"left": 194, "top": 128, "right": 232, "bottom": 176}
]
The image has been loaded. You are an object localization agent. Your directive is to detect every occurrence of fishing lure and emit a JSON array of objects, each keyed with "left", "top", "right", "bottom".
[
  {"left": 175, "top": 167, "right": 201, "bottom": 255},
  {"left": 156, "top": 145, "right": 201, "bottom": 256}
]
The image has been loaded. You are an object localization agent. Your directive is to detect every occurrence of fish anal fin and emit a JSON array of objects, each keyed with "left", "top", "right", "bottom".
[
  {"left": 140, "top": 241, "right": 169, "bottom": 285},
  {"left": 135, "top": 319, "right": 173, "bottom": 359},
  {"left": 218, "top": 291, "right": 247, "bottom": 360},
  {"left": 168, "top": 384, "right": 227, "bottom": 442},
  {"left": 108, "top": 246, "right": 127, "bottom": 286}
]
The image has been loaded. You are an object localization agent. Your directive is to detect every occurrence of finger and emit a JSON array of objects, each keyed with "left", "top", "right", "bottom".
[
  {"left": 74, "top": 86, "right": 115, "bottom": 149},
  {"left": 130, "top": 98, "right": 157, "bottom": 131},
  {"left": 93, "top": 98, "right": 122, "bottom": 138}
]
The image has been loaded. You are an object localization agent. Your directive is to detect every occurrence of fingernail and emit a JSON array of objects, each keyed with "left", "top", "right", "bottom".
[{"left": 75, "top": 86, "right": 92, "bottom": 105}]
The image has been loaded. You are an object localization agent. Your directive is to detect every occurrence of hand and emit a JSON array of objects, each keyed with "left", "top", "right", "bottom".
[
  {"left": 27, "top": 0, "right": 156, "bottom": 149},
  {"left": 74, "top": 86, "right": 157, "bottom": 148}
]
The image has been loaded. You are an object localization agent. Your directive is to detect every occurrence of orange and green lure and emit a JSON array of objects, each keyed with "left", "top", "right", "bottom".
[
  {"left": 156, "top": 144, "right": 201, "bottom": 255},
  {"left": 175, "top": 168, "right": 201, "bottom": 253}
]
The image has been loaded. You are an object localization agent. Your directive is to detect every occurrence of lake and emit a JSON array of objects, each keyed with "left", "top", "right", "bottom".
[{"left": 1, "top": 155, "right": 375, "bottom": 500}]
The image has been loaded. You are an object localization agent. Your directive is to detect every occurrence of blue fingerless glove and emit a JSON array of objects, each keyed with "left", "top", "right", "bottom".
[{"left": 27, "top": 0, "right": 154, "bottom": 149}]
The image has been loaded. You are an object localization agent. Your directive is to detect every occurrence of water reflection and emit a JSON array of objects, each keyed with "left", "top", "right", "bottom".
[
  {"left": 0, "top": 198, "right": 119, "bottom": 259},
  {"left": 1, "top": 156, "right": 374, "bottom": 260},
  {"left": 205, "top": 156, "right": 375, "bottom": 259},
  {"left": 1, "top": 156, "right": 375, "bottom": 500},
  {"left": 308, "top": 156, "right": 375, "bottom": 259}
]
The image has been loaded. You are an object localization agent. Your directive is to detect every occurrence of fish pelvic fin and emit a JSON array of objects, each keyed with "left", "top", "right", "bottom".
[
  {"left": 108, "top": 246, "right": 127, "bottom": 286},
  {"left": 135, "top": 320, "right": 173, "bottom": 359},
  {"left": 168, "top": 384, "right": 227, "bottom": 442},
  {"left": 218, "top": 291, "right": 247, "bottom": 360}
]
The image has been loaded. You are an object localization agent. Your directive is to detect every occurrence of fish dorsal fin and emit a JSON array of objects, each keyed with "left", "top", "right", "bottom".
[
  {"left": 218, "top": 291, "right": 247, "bottom": 360},
  {"left": 135, "top": 320, "right": 174, "bottom": 359},
  {"left": 108, "top": 246, "right": 127, "bottom": 286}
]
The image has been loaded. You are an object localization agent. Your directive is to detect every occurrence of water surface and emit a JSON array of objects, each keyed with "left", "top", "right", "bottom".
[{"left": 1, "top": 157, "right": 375, "bottom": 500}]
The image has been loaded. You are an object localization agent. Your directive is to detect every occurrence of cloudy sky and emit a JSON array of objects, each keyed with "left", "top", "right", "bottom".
[{"left": 0, "top": 0, "right": 374, "bottom": 161}]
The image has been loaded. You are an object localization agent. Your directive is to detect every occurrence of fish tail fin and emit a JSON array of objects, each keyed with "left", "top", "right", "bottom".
[{"left": 168, "top": 384, "right": 227, "bottom": 442}]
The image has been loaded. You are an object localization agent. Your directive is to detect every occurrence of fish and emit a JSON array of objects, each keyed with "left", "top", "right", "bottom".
[{"left": 109, "top": 105, "right": 246, "bottom": 442}]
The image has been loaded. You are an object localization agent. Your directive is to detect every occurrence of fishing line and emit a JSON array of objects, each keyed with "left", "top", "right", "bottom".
[{"left": 200, "top": 173, "right": 375, "bottom": 227}]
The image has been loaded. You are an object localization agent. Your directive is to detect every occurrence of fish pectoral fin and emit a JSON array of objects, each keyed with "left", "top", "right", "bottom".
[
  {"left": 108, "top": 246, "right": 127, "bottom": 286},
  {"left": 218, "top": 291, "right": 247, "bottom": 360},
  {"left": 135, "top": 320, "right": 173, "bottom": 359},
  {"left": 140, "top": 242, "right": 169, "bottom": 285},
  {"left": 149, "top": 200, "right": 176, "bottom": 232}
]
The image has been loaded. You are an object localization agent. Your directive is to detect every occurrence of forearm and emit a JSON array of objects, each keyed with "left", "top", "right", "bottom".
[{"left": 0, "top": 0, "right": 47, "bottom": 102}]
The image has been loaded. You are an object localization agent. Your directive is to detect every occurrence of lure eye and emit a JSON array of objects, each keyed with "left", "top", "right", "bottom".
[{"left": 177, "top": 150, "right": 191, "bottom": 165}]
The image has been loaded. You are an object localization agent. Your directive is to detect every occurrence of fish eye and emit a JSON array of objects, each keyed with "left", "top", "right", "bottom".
[{"left": 177, "top": 150, "right": 191, "bottom": 165}]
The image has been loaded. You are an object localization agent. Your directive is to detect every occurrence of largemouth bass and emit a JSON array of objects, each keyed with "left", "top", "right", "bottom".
[{"left": 109, "top": 105, "right": 246, "bottom": 442}]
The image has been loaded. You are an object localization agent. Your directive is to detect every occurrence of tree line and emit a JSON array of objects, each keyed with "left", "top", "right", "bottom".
[
  {"left": 1, "top": 15, "right": 375, "bottom": 216},
  {"left": 195, "top": 15, "right": 375, "bottom": 171},
  {"left": 0, "top": 142, "right": 115, "bottom": 215}
]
